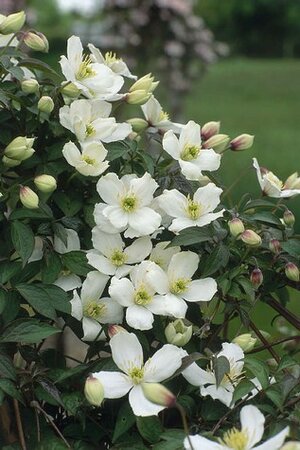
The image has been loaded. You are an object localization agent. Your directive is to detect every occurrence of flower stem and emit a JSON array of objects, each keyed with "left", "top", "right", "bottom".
[{"left": 175, "top": 402, "right": 195, "bottom": 450}]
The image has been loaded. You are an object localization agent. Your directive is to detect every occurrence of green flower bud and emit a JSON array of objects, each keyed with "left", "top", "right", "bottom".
[
  {"left": 283, "top": 209, "right": 295, "bottom": 227},
  {"left": 0, "top": 11, "right": 26, "bottom": 34},
  {"left": 232, "top": 333, "right": 257, "bottom": 352},
  {"left": 126, "top": 118, "right": 148, "bottom": 133},
  {"left": 126, "top": 90, "right": 152, "bottom": 105},
  {"left": 250, "top": 268, "right": 263, "bottom": 289},
  {"left": 284, "top": 172, "right": 300, "bottom": 189},
  {"left": 228, "top": 218, "right": 245, "bottom": 237},
  {"left": 2, "top": 155, "right": 21, "bottom": 167},
  {"left": 34, "top": 174, "right": 57, "bottom": 193},
  {"left": 23, "top": 31, "right": 49, "bottom": 53},
  {"left": 141, "top": 383, "right": 176, "bottom": 408},
  {"left": 230, "top": 134, "right": 254, "bottom": 151},
  {"left": 4, "top": 136, "right": 35, "bottom": 160},
  {"left": 165, "top": 319, "right": 193, "bottom": 347},
  {"left": 38, "top": 96, "right": 54, "bottom": 114},
  {"left": 240, "top": 229, "right": 262, "bottom": 247},
  {"left": 203, "top": 134, "right": 230, "bottom": 151},
  {"left": 281, "top": 442, "right": 300, "bottom": 450},
  {"left": 201, "top": 121, "right": 220, "bottom": 140},
  {"left": 285, "top": 262, "right": 299, "bottom": 282},
  {"left": 84, "top": 375, "right": 104, "bottom": 407},
  {"left": 19, "top": 186, "right": 39, "bottom": 209},
  {"left": 61, "top": 82, "right": 80, "bottom": 98},
  {"left": 21, "top": 78, "right": 39, "bottom": 94},
  {"left": 129, "top": 73, "right": 158, "bottom": 93}
]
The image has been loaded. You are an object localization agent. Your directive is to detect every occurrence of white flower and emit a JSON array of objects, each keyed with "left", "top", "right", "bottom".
[
  {"left": 158, "top": 183, "right": 224, "bottom": 234},
  {"left": 92, "top": 331, "right": 185, "bottom": 416},
  {"left": 109, "top": 261, "right": 178, "bottom": 330},
  {"left": 59, "top": 99, "right": 132, "bottom": 144},
  {"left": 141, "top": 96, "right": 182, "bottom": 133},
  {"left": 253, "top": 158, "right": 300, "bottom": 198},
  {"left": 149, "top": 241, "right": 181, "bottom": 271},
  {"left": 93, "top": 202, "right": 124, "bottom": 234},
  {"left": 163, "top": 120, "right": 221, "bottom": 181},
  {"left": 62, "top": 141, "right": 109, "bottom": 176},
  {"left": 184, "top": 404, "right": 289, "bottom": 450},
  {"left": 71, "top": 271, "right": 123, "bottom": 341},
  {"left": 146, "top": 251, "right": 217, "bottom": 319},
  {"left": 59, "top": 36, "right": 124, "bottom": 100},
  {"left": 87, "top": 228, "right": 152, "bottom": 278},
  {"left": 88, "top": 44, "right": 137, "bottom": 79},
  {"left": 96, "top": 172, "right": 161, "bottom": 238},
  {"left": 182, "top": 343, "right": 244, "bottom": 407}
]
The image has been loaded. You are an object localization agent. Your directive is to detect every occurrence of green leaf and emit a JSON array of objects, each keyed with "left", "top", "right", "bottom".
[
  {"left": 16, "top": 284, "right": 57, "bottom": 319},
  {"left": 0, "top": 379, "right": 23, "bottom": 402},
  {"left": 231, "top": 379, "right": 256, "bottom": 404},
  {"left": 213, "top": 355, "right": 230, "bottom": 388},
  {"left": 136, "top": 416, "right": 163, "bottom": 444},
  {"left": 112, "top": 401, "right": 136, "bottom": 443},
  {"left": 0, "top": 354, "right": 16, "bottom": 381},
  {"left": 0, "top": 261, "right": 22, "bottom": 284},
  {"left": 11, "top": 220, "right": 35, "bottom": 265},
  {"left": 0, "top": 288, "right": 6, "bottom": 314},
  {"left": 18, "top": 58, "right": 61, "bottom": 81},
  {"left": 106, "top": 140, "right": 132, "bottom": 161},
  {"left": 153, "top": 430, "right": 186, "bottom": 450},
  {"left": 265, "top": 385, "right": 283, "bottom": 408},
  {"left": 245, "top": 357, "right": 270, "bottom": 390},
  {"left": 243, "top": 199, "right": 276, "bottom": 210},
  {"left": 202, "top": 244, "right": 230, "bottom": 277},
  {"left": 281, "top": 239, "right": 300, "bottom": 258},
  {"left": 62, "top": 251, "right": 91, "bottom": 276},
  {"left": 61, "top": 392, "right": 84, "bottom": 416},
  {"left": 168, "top": 226, "right": 212, "bottom": 247},
  {"left": 54, "top": 192, "right": 83, "bottom": 216},
  {"left": 0, "top": 319, "right": 60, "bottom": 343},
  {"left": 236, "top": 277, "right": 255, "bottom": 302},
  {"left": 246, "top": 211, "right": 283, "bottom": 227},
  {"left": 52, "top": 223, "right": 68, "bottom": 247},
  {"left": 17, "top": 283, "right": 71, "bottom": 315},
  {"left": 41, "top": 251, "right": 62, "bottom": 284},
  {"left": 277, "top": 355, "right": 299, "bottom": 372},
  {"left": 9, "top": 207, "right": 53, "bottom": 220}
]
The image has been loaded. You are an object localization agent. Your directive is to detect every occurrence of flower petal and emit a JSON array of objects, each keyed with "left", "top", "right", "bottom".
[
  {"left": 183, "top": 278, "right": 217, "bottom": 302},
  {"left": 96, "top": 172, "right": 125, "bottom": 204},
  {"left": 163, "top": 130, "right": 180, "bottom": 160},
  {"left": 62, "top": 141, "right": 81, "bottom": 168},
  {"left": 82, "top": 317, "right": 105, "bottom": 341},
  {"left": 182, "top": 362, "right": 215, "bottom": 386},
  {"left": 87, "top": 251, "right": 116, "bottom": 275},
  {"left": 168, "top": 251, "right": 199, "bottom": 280},
  {"left": 97, "top": 297, "right": 123, "bottom": 324},
  {"left": 194, "top": 183, "right": 223, "bottom": 213},
  {"left": 240, "top": 405, "right": 265, "bottom": 448},
  {"left": 81, "top": 271, "right": 110, "bottom": 305},
  {"left": 128, "top": 207, "right": 161, "bottom": 236},
  {"left": 126, "top": 305, "right": 154, "bottom": 330},
  {"left": 184, "top": 435, "right": 222, "bottom": 450},
  {"left": 70, "top": 290, "right": 83, "bottom": 320},
  {"left": 129, "top": 385, "right": 164, "bottom": 417},
  {"left": 93, "top": 371, "right": 132, "bottom": 398},
  {"left": 109, "top": 277, "right": 134, "bottom": 307},
  {"left": 110, "top": 331, "right": 144, "bottom": 373},
  {"left": 143, "top": 344, "right": 185, "bottom": 382},
  {"left": 125, "top": 236, "right": 152, "bottom": 263},
  {"left": 254, "top": 427, "right": 289, "bottom": 450},
  {"left": 158, "top": 189, "right": 187, "bottom": 218}
]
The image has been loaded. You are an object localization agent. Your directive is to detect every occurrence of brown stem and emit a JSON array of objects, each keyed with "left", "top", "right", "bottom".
[
  {"left": 0, "top": 402, "right": 17, "bottom": 444},
  {"left": 13, "top": 399, "right": 27, "bottom": 450},
  {"left": 249, "top": 320, "right": 280, "bottom": 363},
  {"left": 175, "top": 403, "right": 195, "bottom": 450},
  {"left": 266, "top": 297, "right": 300, "bottom": 330},
  {"left": 248, "top": 335, "right": 300, "bottom": 354}
]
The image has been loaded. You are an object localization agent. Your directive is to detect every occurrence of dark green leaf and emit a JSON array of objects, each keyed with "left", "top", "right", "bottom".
[
  {"left": 0, "top": 379, "right": 23, "bottom": 402},
  {"left": 0, "top": 319, "right": 60, "bottom": 343},
  {"left": 168, "top": 226, "right": 212, "bottom": 247},
  {"left": 265, "top": 385, "right": 283, "bottom": 408},
  {"left": 106, "top": 140, "right": 132, "bottom": 161},
  {"left": 62, "top": 251, "right": 90, "bottom": 276},
  {"left": 18, "top": 58, "right": 61, "bottom": 81},
  {"left": 277, "top": 355, "right": 299, "bottom": 372},
  {"left": 41, "top": 251, "right": 62, "bottom": 284},
  {"left": 231, "top": 379, "right": 256, "bottom": 404},
  {"left": 0, "top": 354, "right": 16, "bottom": 381},
  {"left": 202, "top": 244, "right": 230, "bottom": 277},
  {"left": 17, "top": 283, "right": 70, "bottom": 315},
  {"left": 0, "top": 261, "right": 22, "bottom": 284},
  {"left": 245, "top": 357, "right": 270, "bottom": 390},
  {"left": 16, "top": 284, "right": 57, "bottom": 319},
  {"left": 281, "top": 239, "right": 300, "bottom": 258},
  {"left": 0, "top": 288, "right": 6, "bottom": 314},
  {"left": 9, "top": 207, "right": 53, "bottom": 220},
  {"left": 52, "top": 223, "right": 68, "bottom": 247},
  {"left": 213, "top": 355, "right": 230, "bottom": 388},
  {"left": 11, "top": 220, "right": 35, "bottom": 264},
  {"left": 246, "top": 211, "right": 283, "bottom": 227},
  {"left": 136, "top": 416, "right": 163, "bottom": 443},
  {"left": 112, "top": 401, "right": 136, "bottom": 443},
  {"left": 54, "top": 192, "right": 82, "bottom": 216},
  {"left": 243, "top": 199, "right": 276, "bottom": 210}
]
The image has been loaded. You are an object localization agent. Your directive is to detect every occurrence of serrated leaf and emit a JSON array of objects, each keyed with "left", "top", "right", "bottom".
[
  {"left": 136, "top": 416, "right": 163, "bottom": 444},
  {"left": 213, "top": 355, "right": 230, "bottom": 388},
  {"left": 168, "top": 226, "right": 212, "bottom": 247},
  {"left": 0, "top": 319, "right": 60, "bottom": 343},
  {"left": 112, "top": 401, "right": 136, "bottom": 443}
]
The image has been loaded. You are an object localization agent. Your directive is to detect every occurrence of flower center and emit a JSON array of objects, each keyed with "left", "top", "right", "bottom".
[
  {"left": 82, "top": 155, "right": 96, "bottom": 165},
  {"left": 110, "top": 249, "right": 127, "bottom": 267},
  {"left": 264, "top": 171, "right": 283, "bottom": 190},
  {"left": 219, "top": 427, "right": 248, "bottom": 450},
  {"left": 76, "top": 55, "right": 96, "bottom": 80},
  {"left": 181, "top": 143, "right": 201, "bottom": 161},
  {"left": 60, "top": 268, "right": 72, "bottom": 276},
  {"left": 134, "top": 286, "right": 152, "bottom": 306},
  {"left": 186, "top": 197, "right": 202, "bottom": 220},
  {"left": 170, "top": 278, "right": 190, "bottom": 295},
  {"left": 159, "top": 110, "right": 169, "bottom": 121},
  {"left": 105, "top": 51, "right": 121, "bottom": 65},
  {"left": 86, "top": 123, "right": 96, "bottom": 137},
  {"left": 84, "top": 301, "right": 106, "bottom": 319},
  {"left": 128, "top": 366, "right": 144, "bottom": 384},
  {"left": 121, "top": 194, "right": 138, "bottom": 213}
]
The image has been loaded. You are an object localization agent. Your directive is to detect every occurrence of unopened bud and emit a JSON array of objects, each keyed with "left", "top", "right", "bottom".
[
  {"left": 202, "top": 134, "right": 230, "bottom": 151},
  {"left": 126, "top": 90, "right": 152, "bottom": 105},
  {"left": 2, "top": 155, "right": 21, "bottom": 167},
  {"left": 230, "top": 134, "right": 254, "bottom": 151},
  {"left": 201, "top": 121, "right": 220, "bottom": 140},
  {"left": 283, "top": 209, "right": 295, "bottom": 227},
  {"left": 23, "top": 31, "right": 49, "bottom": 53},
  {"left": 240, "top": 229, "right": 262, "bottom": 247},
  {"left": 232, "top": 333, "right": 257, "bottom": 352},
  {"left": 34, "top": 174, "right": 57, "bottom": 193},
  {"left": 21, "top": 148, "right": 35, "bottom": 161},
  {"left": 281, "top": 442, "right": 300, "bottom": 450},
  {"left": 19, "top": 186, "right": 39, "bottom": 209},
  {"left": 250, "top": 268, "right": 263, "bottom": 289},
  {"left": 269, "top": 239, "right": 281, "bottom": 254},
  {"left": 284, "top": 172, "right": 300, "bottom": 190},
  {"left": 285, "top": 262, "right": 299, "bottom": 282},
  {"left": 0, "top": 11, "right": 26, "bottom": 34},
  {"left": 129, "top": 73, "right": 158, "bottom": 93},
  {"left": 84, "top": 375, "right": 104, "bottom": 406},
  {"left": 141, "top": 383, "right": 176, "bottom": 408},
  {"left": 108, "top": 324, "right": 127, "bottom": 338},
  {"left": 38, "top": 96, "right": 54, "bottom": 114},
  {"left": 228, "top": 218, "right": 245, "bottom": 237},
  {"left": 21, "top": 78, "right": 39, "bottom": 94},
  {"left": 4, "top": 136, "right": 35, "bottom": 160},
  {"left": 61, "top": 82, "right": 80, "bottom": 98},
  {"left": 165, "top": 319, "right": 193, "bottom": 347},
  {"left": 126, "top": 118, "right": 148, "bottom": 133}
]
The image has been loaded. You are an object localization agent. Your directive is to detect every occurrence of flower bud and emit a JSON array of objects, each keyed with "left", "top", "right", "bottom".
[
  {"left": 165, "top": 319, "right": 193, "bottom": 347},
  {"left": 228, "top": 218, "right": 245, "bottom": 237},
  {"left": 2, "top": 155, "right": 21, "bottom": 167},
  {"left": 285, "top": 262, "right": 299, "bottom": 282},
  {"left": 23, "top": 31, "right": 49, "bottom": 53},
  {"left": 240, "top": 229, "right": 262, "bottom": 247},
  {"left": 232, "top": 333, "right": 257, "bottom": 352},
  {"left": 21, "top": 148, "right": 35, "bottom": 161},
  {"left": 250, "top": 268, "right": 263, "bottom": 289},
  {"left": 126, "top": 90, "right": 152, "bottom": 105},
  {"left": 202, "top": 134, "right": 230, "bottom": 151},
  {"left": 38, "top": 96, "right": 54, "bottom": 114},
  {"left": 0, "top": 11, "right": 26, "bottom": 34},
  {"left": 283, "top": 209, "right": 295, "bottom": 227},
  {"left": 284, "top": 172, "right": 300, "bottom": 189},
  {"left": 21, "top": 78, "right": 39, "bottom": 94},
  {"left": 230, "top": 134, "right": 254, "bottom": 151},
  {"left": 281, "top": 442, "right": 300, "bottom": 450},
  {"left": 129, "top": 73, "right": 158, "bottom": 93},
  {"left": 19, "top": 186, "right": 39, "bottom": 209},
  {"left": 108, "top": 324, "right": 127, "bottom": 338},
  {"left": 141, "top": 383, "right": 176, "bottom": 408},
  {"left": 34, "top": 174, "right": 57, "bottom": 193},
  {"left": 269, "top": 239, "right": 281, "bottom": 254},
  {"left": 201, "top": 121, "right": 220, "bottom": 140},
  {"left": 84, "top": 375, "right": 104, "bottom": 406},
  {"left": 4, "top": 136, "right": 35, "bottom": 160},
  {"left": 61, "top": 82, "right": 80, "bottom": 98},
  {"left": 126, "top": 118, "right": 148, "bottom": 133}
]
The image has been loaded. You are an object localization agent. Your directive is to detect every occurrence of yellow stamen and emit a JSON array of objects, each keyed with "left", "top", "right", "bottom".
[
  {"left": 128, "top": 366, "right": 144, "bottom": 384},
  {"left": 105, "top": 51, "right": 121, "bottom": 64},
  {"left": 110, "top": 249, "right": 127, "bottom": 267},
  {"left": 86, "top": 123, "right": 96, "bottom": 137},
  {"left": 84, "top": 301, "right": 106, "bottom": 319},
  {"left": 134, "top": 286, "right": 152, "bottom": 306},
  {"left": 159, "top": 110, "right": 169, "bottom": 121},
  {"left": 82, "top": 155, "right": 96, "bottom": 165},
  {"left": 170, "top": 278, "right": 190, "bottom": 295},
  {"left": 121, "top": 194, "right": 137, "bottom": 213},
  {"left": 181, "top": 143, "right": 201, "bottom": 161},
  {"left": 186, "top": 197, "right": 202, "bottom": 220},
  {"left": 219, "top": 427, "right": 248, "bottom": 450},
  {"left": 76, "top": 55, "right": 96, "bottom": 80}
]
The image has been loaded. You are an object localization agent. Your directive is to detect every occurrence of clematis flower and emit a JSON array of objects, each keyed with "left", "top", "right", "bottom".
[
  {"left": 149, "top": 241, "right": 181, "bottom": 271},
  {"left": 146, "top": 251, "right": 217, "bottom": 319},
  {"left": 88, "top": 44, "right": 137, "bottom": 79},
  {"left": 253, "top": 158, "right": 300, "bottom": 198},
  {"left": 141, "top": 96, "right": 182, "bottom": 133},
  {"left": 109, "top": 261, "right": 179, "bottom": 330},
  {"left": 59, "top": 35, "right": 124, "bottom": 100},
  {"left": 92, "top": 331, "right": 185, "bottom": 416},
  {"left": 62, "top": 141, "right": 109, "bottom": 176},
  {"left": 158, "top": 183, "right": 224, "bottom": 233},
  {"left": 96, "top": 172, "right": 161, "bottom": 238},
  {"left": 93, "top": 202, "right": 125, "bottom": 234},
  {"left": 182, "top": 343, "right": 244, "bottom": 407},
  {"left": 71, "top": 271, "right": 123, "bottom": 341},
  {"left": 87, "top": 228, "right": 152, "bottom": 278},
  {"left": 59, "top": 99, "right": 131, "bottom": 144},
  {"left": 163, "top": 120, "right": 221, "bottom": 181},
  {"left": 184, "top": 404, "right": 289, "bottom": 450}
]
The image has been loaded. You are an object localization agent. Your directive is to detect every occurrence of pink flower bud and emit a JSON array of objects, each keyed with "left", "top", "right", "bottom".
[
  {"left": 19, "top": 186, "right": 39, "bottom": 209},
  {"left": 283, "top": 209, "right": 295, "bottom": 227},
  {"left": 269, "top": 239, "right": 281, "bottom": 254},
  {"left": 141, "top": 383, "right": 176, "bottom": 408},
  {"left": 108, "top": 324, "right": 127, "bottom": 338},
  {"left": 84, "top": 375, "right": 104, "bottom": 406},
  {"left": 285, "top": 262, "right": 299, "bottom": 282},
  {"left": 250, "top": 268, "right": 263, "bottom": 289},
  {"left": 23, "top": 31, "right": 49, "bottom": 53},
  {"left": 230, "top": 134, "right": 254, "bottom": 151},
  {"left": 240, "top": 229, "right": 262, "bottom": 247},
  {"left": 201, "top": 121, "right": 220, "bottom": 140},
  {"left": 228, "top": 218, "right": 245, "bottom": 237},
  {"left": 202, "top": 134, "right": 230, "bottom": 151}
]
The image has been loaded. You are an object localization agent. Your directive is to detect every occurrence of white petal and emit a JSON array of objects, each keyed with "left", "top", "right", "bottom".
[
  {"left": 253, "top": 158, "right": 265, "bottom": 191},
  {"left": 141, "top": 96, "right": 161, "bottom": 123},
  {"left": 92, "top": 228, "right": 123, "bottom": 255},
  {"left": 110, "top": 331, "right": 144, "bottom": 373},
  {"left": 96, "top": 172, "right": 125, "bottom": 204},
  {"left": 126, "top": 305, "right": 154, "bottom": 330},
  {"left": 128, "top": 207, "right": 161, "bottom": 235},
  {"left": 148, "top": 294, "right": 187, "bottom": 318},
  {"left": 143, "top": 344, "right": 185, "bottom": 382},
  {"left": 82, "top": 317, "right": 105, "bottom": 341},
  {"left": 240, "top": 405, "right": 265, "bottom": 448},
  {"left": 182, "top": 362, "right": 215, "bottom": 386},
  {"left": 109, "top": 277, "right": 134, "bottom": 306},
  {"left": 87, "top": 251, "right": 116, "bottom": 275},
  {"left": 70, "top": 290, "right": 83, "bottom": 320},
  {"left": 93, "top": 203, "right": 123, "bottom": 233},
  {"left": 158, "top": 189, "right": 187, "bottom": 218},
  {"left": 130, "top": 173, "right": 158, "bottom": 204},
  {"left": 183, "top": 278, "right": 217, "bottom": 302},
  {"left": 169, "top": 217, "right": 195, "bottom": 233},
  {"left": 146, "top": 263, "right": 169, "bottom": 294},
  {"left": 194, "top": 183, "right": 223, "bottom": 213},
  {"left": 129, "top": 385, "right": 164, "bottom": 417},
  {"left": 62, "top": 141, "right": 81, "bottom": 168},
  {"left": 179, "top": 160, "right": 204, "bottom": 181},
  {"left": 280, "top": 188, "right": 300, "bottom": 198},
  {"left": 93, "top": 371, "right": 132, "bottom": 398},
  {"left": 201, "top": 383, "right": 233, "bottom": 407},
  {"left": 54, "top": 274, "right": 82, "bottom": 291},
  {"left": 219, "top": 343, "right": 244, "bottom": 374},
  {"left": 179, "top": 121, "right": 201, "bottom": 148},
  {"left": 194, "top": 210, "right": 225, "bottom": 227},
  {"left": 184, "top": 435, "right": 222, "bottom": 450},
  {"left": 125, "top": 236, "right": 152, "bottom": 263},
  {"left": 98, "top": 297, "right": 124, "bottom": 324},
  {"left": 162, "top": 130, "right": 180, "bottom": 160},
  {"left": 81, "top": 271, "right": 109, "bottom": 305},
  {"left": 196, "top": 148, "right": 221, "bottom": 171},
  {"left": 54, "top": 229, "right": 80, "bottom": 254},
  {"left": 254, "top": 427, "right": 289, "bottom": 450},
  {"left": 103, "top": 205, "right": 128, "bottom": 229},
  {"left": 168, "top": 251, "right": 199, "bottom": 280}
]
